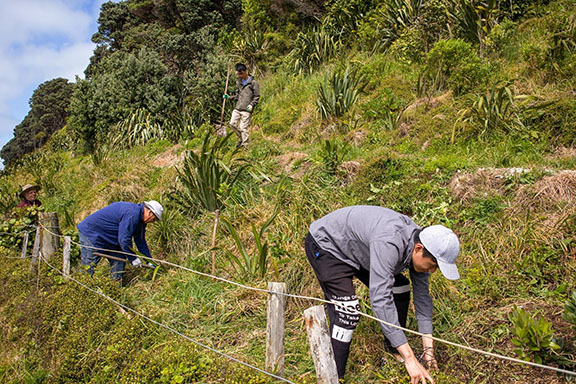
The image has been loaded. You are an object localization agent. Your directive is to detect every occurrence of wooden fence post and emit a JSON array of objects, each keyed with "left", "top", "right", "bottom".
[
  {"left": 30, "top": 226, "right": 41, "bottom": 273},
  {"left": 62, "top": 236, "right": 71, "bottom": 279},
  {"left": 20, "top": 231, "right": 29, "bottom": 259},
  {"left": 266, "top": 282, "right": 286, "bottom": 376},
  {"left": 39, "top": 212, "right": 60, "bottom": 260},
  {"left": 304, "top": 305, "right": 339, "bottom": 384}
]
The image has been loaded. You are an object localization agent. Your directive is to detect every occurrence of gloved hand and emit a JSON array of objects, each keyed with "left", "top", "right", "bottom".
[
  {"left": 131, "top": 258, "right": 143, "bottom": 268},
  {"left": 246, "top": 104, "right": 253, "bottom": 112},
  {"left": 223, "top": 94, "right": 229, "bottom": 99}
]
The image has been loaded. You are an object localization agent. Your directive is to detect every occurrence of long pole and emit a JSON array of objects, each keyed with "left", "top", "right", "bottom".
[
  {"left": 217, "top": 66, "right": 232, "bottom": 136},
  {"left": 211, "top": 209, "right": 220, "bottom": 275}
]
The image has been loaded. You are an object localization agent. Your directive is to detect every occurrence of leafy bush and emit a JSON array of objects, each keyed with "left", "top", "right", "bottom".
[
  {"left": 509, "top": 306, "right": 563, "bottom": 364},
  {"left": 0, "top": 180, "right": 19, "bottom": 215},
  {"left": 316, "top": 68, "right": 364, "bottom": 124},
  {"left": 0, "top": 206, "right": 43, "bottom": 252},
  {"left": 420, "top": 38, "right": 490, "bottom": 96},
  {"left": 447, "top": 0, "right": 498, "bottom": 49},
  {"left": 357, "top": 0, "right": 425, "bottom": 51},
  {"left": 109, "top": 109, "right": 167, "bottom": 149}
]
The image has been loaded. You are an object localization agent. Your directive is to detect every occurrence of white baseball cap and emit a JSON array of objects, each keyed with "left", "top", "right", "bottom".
[
  {"left": 144, "top": 200, "right": 163, "bottom": 221},
  {"left": 420, "top": 225, "right": 460, "bottom": 280}
]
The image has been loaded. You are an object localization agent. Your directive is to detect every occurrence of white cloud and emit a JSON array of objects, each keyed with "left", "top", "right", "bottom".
[{"left": 0, "top": 0, "right": 106, "bottom": 165}]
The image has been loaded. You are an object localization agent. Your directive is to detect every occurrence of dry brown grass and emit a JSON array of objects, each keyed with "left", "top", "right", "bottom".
[
  {"left": 514, "top": 170, "right": 576, "bottom": 211},
  {"left": 449, "top": 167, "right": 532, "bottom": 201}
]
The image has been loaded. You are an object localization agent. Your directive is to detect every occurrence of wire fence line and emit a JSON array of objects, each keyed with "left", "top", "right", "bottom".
[
  {"left": 36, "top": 222, "right": 576, "bottom": 377},
  {"left": 39, "top": 257, "right": 295, "bottom": 384}
]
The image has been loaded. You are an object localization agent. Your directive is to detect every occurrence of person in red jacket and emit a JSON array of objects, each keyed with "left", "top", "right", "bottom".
[{"left": 17, "top": 184, "right": 42, "bottom": 208}]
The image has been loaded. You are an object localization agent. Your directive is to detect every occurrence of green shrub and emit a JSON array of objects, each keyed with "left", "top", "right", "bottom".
[
  {"left": 447, "top": 0, "right": 498, "bottom": 49},
  {"left": 421, "top": 39, "right": 490, "bottom": 96},
  {"left": 509, "top": 306, "right": 563, "bottom": 364},
  {"left": 454, "top": 83, "right": 521, "bottom": 141}
]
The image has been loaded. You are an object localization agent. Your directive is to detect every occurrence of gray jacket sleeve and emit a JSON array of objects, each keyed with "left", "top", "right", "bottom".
[
  {"left": 368, "top": 240, "right": 408, "bottom": 347},
  {"left": 250, "top": 81, "right": 260, "bottom": 107},
  {"left": 410, "top": 269, "right": 433, "bottom": 334}
]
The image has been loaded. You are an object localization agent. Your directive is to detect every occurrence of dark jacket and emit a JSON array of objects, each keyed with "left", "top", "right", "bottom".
[
  {"left": 77, "top": 202, "right": 151, "bottom": 262},
  {"left": 231, "top": 76, "right": 260, "bottom": 112}
]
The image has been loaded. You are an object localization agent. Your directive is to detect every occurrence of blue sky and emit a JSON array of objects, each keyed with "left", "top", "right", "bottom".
[{"left": 0, "top": 0, "right": 114, "bottom": 167}]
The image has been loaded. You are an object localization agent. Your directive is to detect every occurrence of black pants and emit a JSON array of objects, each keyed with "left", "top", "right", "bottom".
[{"left": 305, "top": 233, "right": 410, "bottom": 379}]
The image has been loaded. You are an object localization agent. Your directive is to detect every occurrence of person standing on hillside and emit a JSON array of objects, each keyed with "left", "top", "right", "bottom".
[
  {"left": 305, "top": 205, "right": 461, "bottom": 383},
  {"left": 77, "top": 201, "right": 163, "bottom": 282},
  {"left": 16, "top": 184, "right": 42, "bottom": 208},
  {"left": 223, "top": 62, "right": 260, "bottom": 148}
]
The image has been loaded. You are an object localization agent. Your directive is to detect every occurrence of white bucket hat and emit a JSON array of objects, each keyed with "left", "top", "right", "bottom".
[
  {"left": 144, "top": 200, "right": 163, "bottom": 221},
  {"left": 420, "top": 225, "right": 460, "bottom": 280}
]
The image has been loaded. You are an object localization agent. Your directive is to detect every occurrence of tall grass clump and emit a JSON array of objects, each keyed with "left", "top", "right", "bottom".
[
  {"left": 453, "top": 83, "right": 524, "bottom": 142},
  {"left": 316, "top": 68, "right": 364, "bottom": 125}
]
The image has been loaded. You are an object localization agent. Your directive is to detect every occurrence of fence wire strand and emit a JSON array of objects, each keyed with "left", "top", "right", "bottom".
[{"left": 37, "top": 223, "right": 576, "bottom": 377}]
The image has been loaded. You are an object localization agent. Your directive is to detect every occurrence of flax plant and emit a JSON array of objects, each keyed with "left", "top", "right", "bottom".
[
  {"left": 220, "top": 211, "right": 278, "bottom": 280},
  {"left": 316, "top": 68, "right": 364, "bottom": 125},
  {"left": 174, "top": 132, "right": 248, "bottom": 215}
]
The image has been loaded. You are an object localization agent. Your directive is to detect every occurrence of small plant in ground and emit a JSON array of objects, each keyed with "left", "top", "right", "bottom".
[
  {"left": 220, "top": 210, "right": 278, "bottom": 280},
  {"left": 316, "top": 68, "right": 364, "bottom": 125},
  {"left": 509, "top": 306, "right": 563, "bottom": 364},
  {"left": 319, "top": 138, "right": 349, "bottom": 175},
  {"left": 563, "top": 291, "right": 576, "bottom": 328}
]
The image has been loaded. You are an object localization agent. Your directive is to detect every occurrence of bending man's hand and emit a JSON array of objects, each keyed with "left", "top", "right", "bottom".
[
  {"left": 405, "top": 357, "right": 434, "bottom": 384},
  {"left": 397, "top": 343, "right": 435, "bottom": 384}
]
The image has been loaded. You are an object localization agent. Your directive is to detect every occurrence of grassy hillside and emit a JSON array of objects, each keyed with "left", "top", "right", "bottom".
[{"left": 1, "top": 1, "right": 576, "bottom": 383}]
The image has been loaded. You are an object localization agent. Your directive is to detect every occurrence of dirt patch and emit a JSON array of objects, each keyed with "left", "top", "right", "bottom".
[
  {"left": 449, "top": 167, "right": 531, "bottom": 201},
  {"left": 349, "top": 130, "right": 367, "bottom": 147},
  {"left": 404, "top": 91, "right": 453, "bottom": 116},
  {"left": 338, "top": 161, "right": 361, "bottom": 184},
  {"left": 276, "top": 152, "right": 309, "bottom": 174},
  {"left": 547, "top": 146, "right": 576, "bottom": 160},
  {"left": 150, "top": 144, "right": 185, "bottom": 167}
]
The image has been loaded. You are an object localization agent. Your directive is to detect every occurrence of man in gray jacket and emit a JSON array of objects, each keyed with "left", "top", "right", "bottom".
[
  {"left": 306, "top": 206, "right": 460, "bottom": 383},
  {"left": 223, "top": 63, "right": 260, "bottom": 148}
]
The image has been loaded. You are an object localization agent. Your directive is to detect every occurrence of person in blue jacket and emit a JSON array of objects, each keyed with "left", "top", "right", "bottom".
[{"left": 77, "top": 201, "right": 163, "bottom": 282}]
